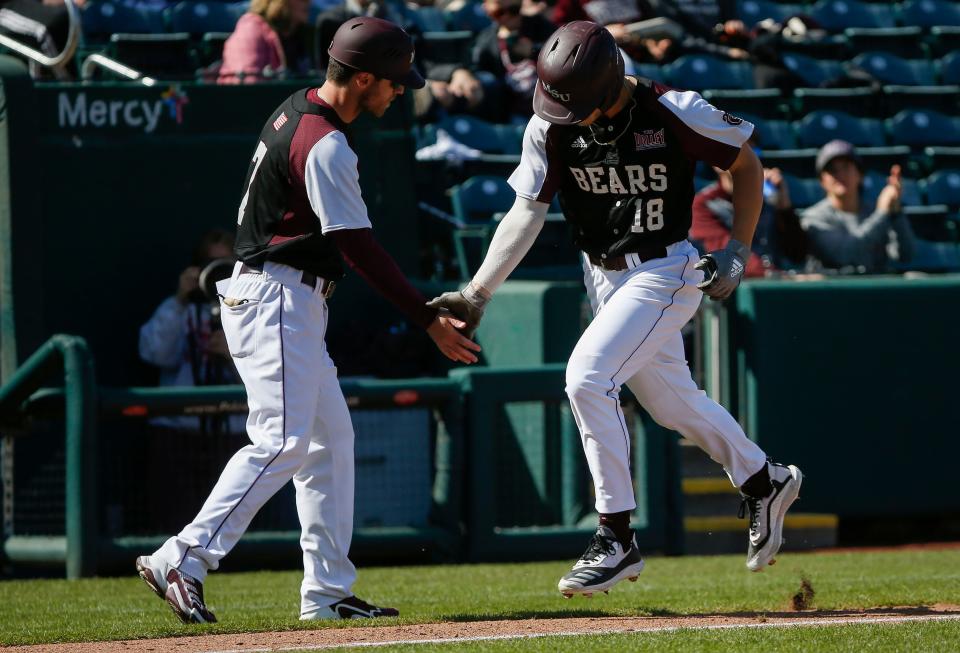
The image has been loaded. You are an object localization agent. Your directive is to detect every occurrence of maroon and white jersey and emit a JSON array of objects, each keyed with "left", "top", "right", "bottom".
[
  {"left": 235, "top": 88, "right": 372, "bottom": 280},
  {"left": 508, "top": 77, "right": 753, "bottom": 259}
]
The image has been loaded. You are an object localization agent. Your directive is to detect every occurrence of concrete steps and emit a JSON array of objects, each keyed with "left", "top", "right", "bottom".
[{"left": 679, "top": 440, "right": 838, "bottom": 555}]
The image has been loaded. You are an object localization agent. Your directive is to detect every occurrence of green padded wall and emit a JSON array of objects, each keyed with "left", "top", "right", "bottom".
[
  {"left": 733, "top": 276, "right": 960, "bottom": 517},
  {"left": 477, "top": 280, "right": 587, "bottom": 367}
]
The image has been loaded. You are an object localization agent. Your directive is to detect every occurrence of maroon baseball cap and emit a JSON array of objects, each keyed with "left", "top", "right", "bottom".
[{"left": 328, "top": 17, "right": 425, "bottom": 89}]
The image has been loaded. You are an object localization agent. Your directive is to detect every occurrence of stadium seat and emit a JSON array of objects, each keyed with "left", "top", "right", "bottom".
[
  {"left": 450, "top": 175, "right": 516, "bottom": 223},
  {"left": 797, "top": 110, "right": 886, "bottom": 148},
  {"left": 886, "top": 109, "right": 960, "bottom": 147},
  {"left": 792, "top": 87, "right": 882, "bottom": 117},
  {"left": 850, "top": 51, "right": 937, "bottom": 86},
  {"left": 633, "top": 63, "right": 665, "bottom": 80},
  {"left": 199, "top": 32, "right": 230, "bottom": 67},
  {"left": 861, "top": 171, "right": 922, "bottom": 207},
  {"left": 743, "top": 115, "right": 798, "bottom": 150},
  {"left": 107, "top": 33, "right": 196, "bottom": 78},
  {"left": 81, "top": 1, "right": 167, "bottom": 41},
  {"left": 894, "top": 239, "right": 960, "bottom": 272},
  {"left": 421, "top": 30, "right": 473, "bottom": 67},
  {"left": 168, "top": 2, "right": 247, "bottom": 36},
  {"left": 449, "top": 175, "right": 516, "bottom": 277},
  {"left": 902, "top": 205, "right": 959, "bottom": 242},
  {"left": 666, "top": 55, "right": 753, "bottom": 90},
  {"left": 928, "top": 26, "right": 960, "bottom": 57},
  {"left": 941, "top": 51, "right": 960, "bottom": 84},
  {"left": 882, "top": 85, "right": 960, "bottom": 116},
  {"left": 702, "top": 88, "right": 785, "bottom": 119},
  {"left": 758, "top": 148, "right": 818, "bottom": 177},
  {"left": 425, "top": 115, "right": 522, "bottom": 155},
  {"left": 855, "top": 146, "right": 913, "bottom": 175},
  {"left": 737, "top": 0, "right": 806, "bottom": 25},
  {"left": 445, "top": 1, "right": 492, "bottom": 34},
  {"left": 898, "top": 0, "right": 960, "bottom": 28},
  {"left": 924, "top": 170, "right": 960, "bottom": 207},
  {"left": 843, "top": 27, "right": 926, "bottom": 59},
  {"left": 409, "top": 6, "right": 448, "bottom": 32},
  {"left": 778, "top": 34, "right": 851, "bottom": 60},
  {"left": 783, "top": 174, "right": 825, "bottom": 208},
  {"left": 810, "top": 0, "right": 897, "bottom": 31},
  {"left": 780, "top": 53, "right": 845, "bottom": 87},
  {"left": 923, "top": 145, "right": 960, "bottom": 172}
]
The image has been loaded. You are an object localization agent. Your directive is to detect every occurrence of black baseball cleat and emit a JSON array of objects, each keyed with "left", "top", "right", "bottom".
[
  {"left": 557, "top": 526, "right": 645, "bottom": 598},
  {"left": 300, "top": 595, "right": 400, "bottom": 620},
  {"left": 740, "top": 462, "right": 803, "bottom": 572}
]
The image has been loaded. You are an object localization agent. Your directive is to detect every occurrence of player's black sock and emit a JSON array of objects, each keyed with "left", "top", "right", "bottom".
[
  {"left": 740, "top": 462, "right": 772, "bottom": 498},
  {"left": 599, "top": 511, "right": 632, "bottom": 550}
]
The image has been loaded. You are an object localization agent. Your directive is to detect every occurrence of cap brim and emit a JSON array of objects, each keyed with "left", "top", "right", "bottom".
[
  {"left": 396, "top": 67, "right": 425, "bottom": 90},
  {"left": 532, "top": 82, "right": 594, "bottom": 125}
]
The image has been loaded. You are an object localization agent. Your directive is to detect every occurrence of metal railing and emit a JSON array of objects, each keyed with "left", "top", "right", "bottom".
[
  {"left": 0, "top": 335, "right": 97, "bottom": 579},
  {"left": 80, "top": 53, "right": 156, "bottom": 86},
  {"left": 0, "top": 0, "right": 80, "bottom": 72}
]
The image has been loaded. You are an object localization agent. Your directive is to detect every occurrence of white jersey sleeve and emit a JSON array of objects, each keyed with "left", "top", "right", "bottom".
[
  {"left": 508, "top": 115, "right": 562, "bottom": 204},
  {"left": 304, "top": 131, "right": 373, "bottom": 233},
  {"left": 655, "top": 88, "right": 754, "bottom": 170}
]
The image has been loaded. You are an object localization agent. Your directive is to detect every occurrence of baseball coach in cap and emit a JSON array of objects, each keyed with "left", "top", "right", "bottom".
[{"left": 136, "top": 16, "right": 479, "bottom": 624}]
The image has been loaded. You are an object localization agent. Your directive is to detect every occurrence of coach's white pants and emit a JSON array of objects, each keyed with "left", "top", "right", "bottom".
[
  {"left": 153, "top": 261, "right": 356, "bottom": 615},
  {"left": 567, "top": 241, "right": 768, "bottom": 514}
]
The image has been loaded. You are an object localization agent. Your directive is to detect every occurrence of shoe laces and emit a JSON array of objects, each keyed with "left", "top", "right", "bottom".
[
  {"left": 580, "top": 531, "right": 618, "bottom": 563},
  {"left": 182, "top": 575, "right": 205, "bottom": 607},
  {"left": 738, "top": 496, "right": 762, "bottom": 535}
]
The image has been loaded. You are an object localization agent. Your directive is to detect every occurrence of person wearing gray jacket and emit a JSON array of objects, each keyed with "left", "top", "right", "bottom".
[{"left": 801, "top": 140, "right": 915, "bottom": 274}]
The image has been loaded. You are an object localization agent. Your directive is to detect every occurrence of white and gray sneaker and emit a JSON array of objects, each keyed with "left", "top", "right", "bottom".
[
  {"left": 557, "top": 526, "right": 645, "bottom": 598},
  {"left": 740, "top": 462, "right": 803, "bottom": 572}
]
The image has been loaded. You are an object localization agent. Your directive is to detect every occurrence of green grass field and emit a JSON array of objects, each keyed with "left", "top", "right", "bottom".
[{"left": 1, "top": 548, "right": 959, "bottom": 649}]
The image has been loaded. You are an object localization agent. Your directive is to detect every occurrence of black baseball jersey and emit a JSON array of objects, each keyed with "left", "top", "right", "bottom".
[
  {"left": 509, "top": 77, "right": 753, "bottom": 259},
  {"left": 235, "top": 88, "right": 373, "bottom": 280}
]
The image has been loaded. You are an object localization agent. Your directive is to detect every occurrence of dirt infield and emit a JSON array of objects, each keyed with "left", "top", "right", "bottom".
[{"left": 6, "top": 606, "right": 960, "bottom": 653}]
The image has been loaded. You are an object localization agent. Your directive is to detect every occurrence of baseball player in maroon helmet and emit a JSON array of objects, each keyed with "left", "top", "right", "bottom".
[
  {"left": 430, "top": 21, "right": 802, "bottom": 596},
  {"left": 137, "top": 16, "right": 480, "bottom": 623}
]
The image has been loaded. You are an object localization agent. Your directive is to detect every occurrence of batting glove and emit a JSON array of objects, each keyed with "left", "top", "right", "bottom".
[
  {"left": 695, "top": 239, "right": 750, "bottom": 301},
  {"left": 426, "top": 283, "right": 489, "bottom": 339}
]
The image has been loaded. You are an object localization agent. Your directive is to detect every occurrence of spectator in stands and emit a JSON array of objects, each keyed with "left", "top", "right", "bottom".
[
  {"left": 469, "top": 0, "right": 555, "bottom": 118},
  {"left": 218, "top": 0, "right": 313, "bottom": 84},
  {"left": 0, "top": 0, "right": 74, "bottom": 78},
  {"left": 801, "top": 140, "right": 916, "bottom": 274},
  {"left": 139, "top": 229, "right": 241, "bottom": 425},
  {"left": 139, "top": 229, "right": 243, "bottom": 524},
  {"left": 315, "top": 0, "right": 417, "bottom": 70},
  {"left": 552, "top": 0, "right": 749, "bottom": 64},
  {"left": 692, "top": 160, "right": 808, "bottom": 276}
]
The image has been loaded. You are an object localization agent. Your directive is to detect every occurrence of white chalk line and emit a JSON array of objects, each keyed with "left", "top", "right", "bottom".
[{"left": 202, "top": 613, "right": 960, "bottom": 653}]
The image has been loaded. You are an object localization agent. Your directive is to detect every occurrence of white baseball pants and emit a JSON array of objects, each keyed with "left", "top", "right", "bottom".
[
  {"left": 153, "top": 261, "right": 356, "bottom": 616},
  {"left": 567, "top": 240, "right": 768, "bottom": 514}
]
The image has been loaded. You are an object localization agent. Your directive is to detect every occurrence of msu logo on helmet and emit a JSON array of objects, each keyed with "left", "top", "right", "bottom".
[
  {"left": 533, "top": 21, "right": 625, "bottom": 125},
  {"left": 542, "top": 82, "right": 571, "bottom": 102}
]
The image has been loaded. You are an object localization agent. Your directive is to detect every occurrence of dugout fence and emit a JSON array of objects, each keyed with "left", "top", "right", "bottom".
[{"left": 0, "top": 336, "right": 683, "bottom": 578}]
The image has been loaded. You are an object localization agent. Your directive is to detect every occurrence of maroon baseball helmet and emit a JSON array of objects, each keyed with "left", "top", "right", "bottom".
[
  {"left": 328, "top": 16, "right": 425, "bottom": 89},
  {"left": 533, "top": 21, "right": 625, "bottom": 125}
]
